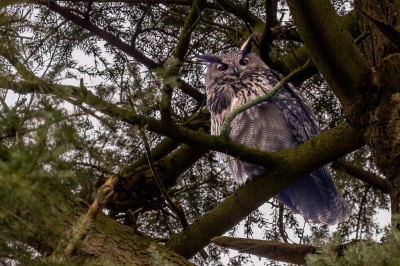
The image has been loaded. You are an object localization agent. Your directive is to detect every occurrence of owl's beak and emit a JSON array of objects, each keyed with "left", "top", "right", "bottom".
[{"left": 233, "top": 66, "right": 240, "bottom": 78}]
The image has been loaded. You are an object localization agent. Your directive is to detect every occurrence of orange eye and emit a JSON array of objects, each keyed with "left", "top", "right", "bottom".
[
  {"left": 218, "top": 64, "right": 228, "bottom": 71},
  {"left": 239, "top": 59, "right": 249, "bottom": 66}
]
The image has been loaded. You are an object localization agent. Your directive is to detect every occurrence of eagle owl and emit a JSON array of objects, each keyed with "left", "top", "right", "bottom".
[{"left": 199, "top": 35, "right": 350, "bottom": 224}]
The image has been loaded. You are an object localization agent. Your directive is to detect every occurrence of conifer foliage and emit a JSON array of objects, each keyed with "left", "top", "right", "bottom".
[{"left": 0, "top": 0, "right": 398, "bottom": 265}]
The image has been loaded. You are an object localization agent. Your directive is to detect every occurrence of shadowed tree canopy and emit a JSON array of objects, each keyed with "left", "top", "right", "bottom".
[{"left": 0, "top": 0, "right": 398, "bottom": 265}]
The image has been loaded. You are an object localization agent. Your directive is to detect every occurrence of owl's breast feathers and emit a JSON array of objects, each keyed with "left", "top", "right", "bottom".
[{"left": 207, "top": 68, "right": 307, "bottom": 135}]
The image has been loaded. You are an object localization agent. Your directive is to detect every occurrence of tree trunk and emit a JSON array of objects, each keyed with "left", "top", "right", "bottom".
[
  {"left": 30, "top": 191, "right": 196, "bottom": 266},
  {"left": 354, "top": 0, "right": 400, "bottom": 216}
]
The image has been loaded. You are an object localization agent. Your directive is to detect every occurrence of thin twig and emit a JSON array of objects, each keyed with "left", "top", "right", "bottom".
[
  {"left": 140, "top": 126, "right": 209, "bottom": 260},
  {"left": 139, "top": 126, "right": 188, "bottom": 226}
]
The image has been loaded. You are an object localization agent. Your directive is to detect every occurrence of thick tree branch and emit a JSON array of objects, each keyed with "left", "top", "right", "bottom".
[
  {"left": 211, "top": 237, "right": 315, "bottom": 265},
  {"left": 285, "top": 0, "right": 368, "bottom": 119},
  {"left": 361, "top": 11, "right": 400, "bottom": 51},
  {"left": 203, "top": 0, "right": 265, "bottom": 29},
  {"left": 259, "top": 0, "right": 277, "bottom": 62},
  {"left": 211, "top": 237, "right": 367, "bottom": 265},
  {"left": 269, "top": 10, "right": 359, "bottom": 85},
  {"left": 31, "top": 190, "right": 197, "bottom": 265},
  {"left": 166, "top": 122, "right": 364, "bottom": 258},
  {"left": 0, "top": 76, "right": 362, "bottom": 180},
  {"left": 122, "top": 137, "right": 180, "bottom": 175},
  {"left": 61, "top": 175, "right": 118, "bottom": 260},
  {"left": 332, "top": 160, "right": 388, "bottom": 193}
]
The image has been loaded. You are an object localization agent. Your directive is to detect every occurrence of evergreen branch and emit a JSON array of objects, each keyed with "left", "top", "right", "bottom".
[
  {"left": 41, "top": 1, "right": 204, "bottom": 102},
  {"left": 161, "top": 0, "right": 206, "bottom": 122},
  {"left": 66, "top": 98, "right": 117, "bottom": 132},
  {"left": 61, "top": 175, "right": 118, "bottom": 260},
  {"left": 220, "top": 59, "right": 311, "bottom": 137},
  {"left": 0, "top": 77, "right": 363, "bottom": 183}
]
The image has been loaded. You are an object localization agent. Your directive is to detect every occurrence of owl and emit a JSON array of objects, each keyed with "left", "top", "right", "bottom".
[{"left": 199, "top": 35, "right": 350, "bottom": 224}]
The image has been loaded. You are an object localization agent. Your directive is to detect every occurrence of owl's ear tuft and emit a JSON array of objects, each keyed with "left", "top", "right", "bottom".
[
  {"left": 241, "top": 34, "right": 254, "bottom": 57},
  {"left": 197, "top": 54, "right": 222, "bottom": 64}
]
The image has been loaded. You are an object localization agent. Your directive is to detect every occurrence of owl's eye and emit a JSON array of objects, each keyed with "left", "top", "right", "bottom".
[
  {"left": 239, "top": 59, "right": 249, "bottom": 66},
  {"left": 217, "top": 64, "right": 228, "bottom": 71}
]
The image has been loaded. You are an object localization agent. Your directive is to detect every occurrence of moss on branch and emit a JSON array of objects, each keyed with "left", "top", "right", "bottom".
[
  {"left": 285, "top": 0, "right": 368, "bottom": 118},
  {"left": 166, "top": 122, "right": 364, "bottom": 258}
]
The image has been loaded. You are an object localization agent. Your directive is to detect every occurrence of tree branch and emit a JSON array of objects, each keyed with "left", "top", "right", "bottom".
[
  {"left": 166, "top": 122, "right": 364, "bottom": 259},
  {"left": 211, "top": 237, "right": 368, "bottom": 265},
  {"left": 61, "top": 175, "right": 118, "bottom": 260},
  {"left": 269, "top": 9, "right": 359, "bottom": 85},
  {"left": 278, "top": 202, "right": 288, "bottom": 243},
  {"left": 31, "top": 190, "right": 197, "bottom": 265},
  {"left": 212, "top": 237, "right": 315, "bottom": 265},
  {"left": 0, "top": 69, "right": 365, "bottom": 260},
  {"left": 360, "top": 11, "right": 400, "bottom": 51},
  {"left": 285, "top": 0, "right": 368, "bottom": 119},
  {"left": 122, "top": 137, "right": 180, "bottom": 175},
  {"left": 42, "top": 1, "right": 205, "bottom": 102},
  {"left": 161, "top": 0, "right": 206, "bottom": 122},
  {"left": 259, "top": 0, "right": 277, "bottom": 62},
  {"left": 332, "top": 160, "right": 388, "bottom": 193}
]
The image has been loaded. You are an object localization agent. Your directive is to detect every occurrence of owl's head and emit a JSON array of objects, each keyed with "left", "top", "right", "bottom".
[{"left": 198, "top": 34, "right": 269, "bottom": 89}]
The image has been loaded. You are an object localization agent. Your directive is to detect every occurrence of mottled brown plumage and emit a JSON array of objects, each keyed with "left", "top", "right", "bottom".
[{"left": 199, "top": 35, "right": 350, "bottom": 224}]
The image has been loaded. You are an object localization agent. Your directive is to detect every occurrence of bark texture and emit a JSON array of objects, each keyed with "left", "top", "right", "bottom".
[
  {"left": 211, "top": 237, "right": 315, "bottom": 265},
  {"left": 353, "top": 0, "right": 400, "bottom": 215},
  {"left": 32, "top": 191, "right": 196, "bottom": 266}
]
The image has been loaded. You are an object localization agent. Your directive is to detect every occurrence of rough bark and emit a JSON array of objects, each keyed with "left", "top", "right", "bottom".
[
  {"left": 31, "top": 191, "right": 196, "bottom": 266},
  {"left": 211, "top": 237, "right": 367, "bottom": 265},
  {"left": 287, "top": 0, "right": 400, "bottom": 221},
  {"left": 211, "top": 237, "right": 316, "bottom": 265},
  {"left": 353, "top": 0, "right": 400, "bottom": 216}
]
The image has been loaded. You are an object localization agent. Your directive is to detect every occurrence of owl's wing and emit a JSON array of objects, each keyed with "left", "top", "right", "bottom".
[{"left": 264, "top": 69, "right": 350, "bottom": 224}]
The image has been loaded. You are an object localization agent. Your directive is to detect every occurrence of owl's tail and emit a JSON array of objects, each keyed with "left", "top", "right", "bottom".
[{"left": 276, "top": 167, "right": 350, "bottom": 225}]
